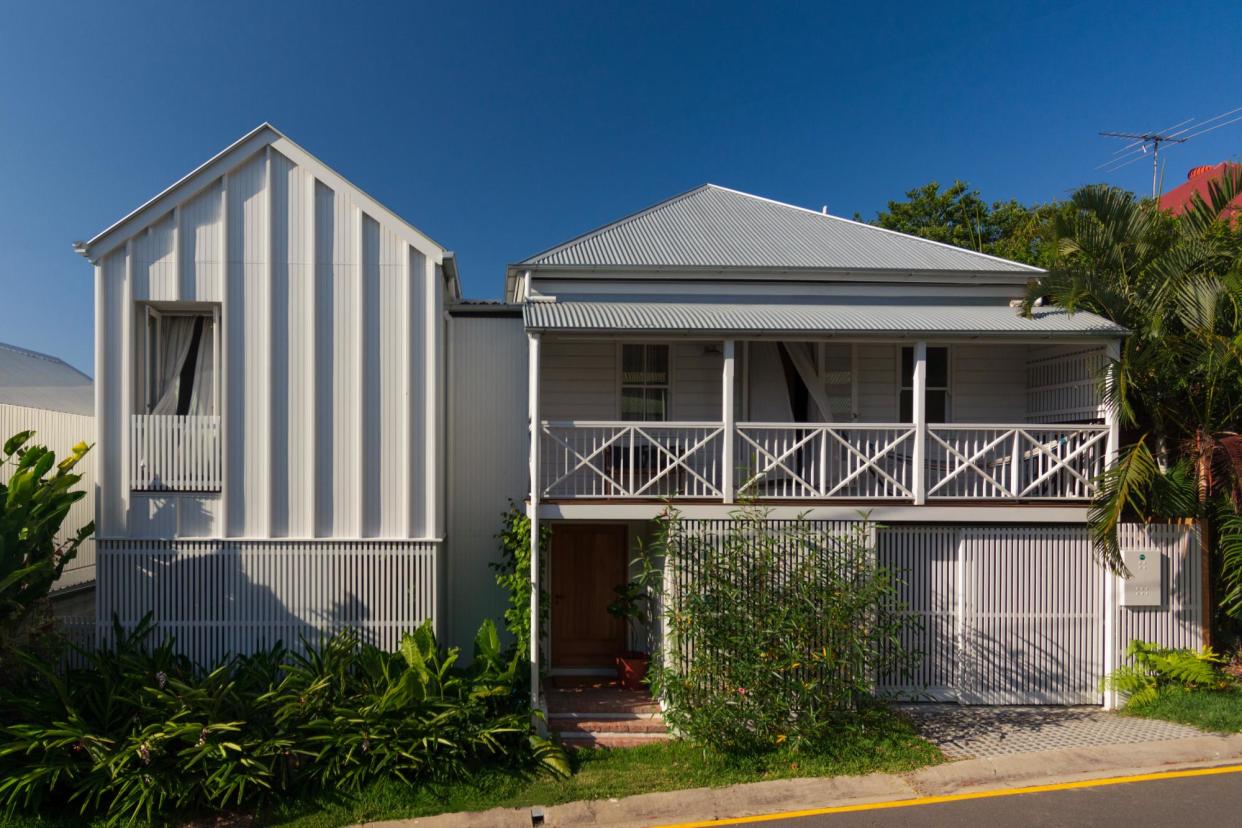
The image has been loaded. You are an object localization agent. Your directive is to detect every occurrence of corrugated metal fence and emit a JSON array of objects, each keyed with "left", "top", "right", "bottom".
[
  {"left": 0, "top": 402, "right": 96, "bottom": 591},
  {"left": 96, "top": 539, "right": 440, "bottom": 665},
  {"left": 672, "top": 519, "right": 1202, "bottom": 706}
]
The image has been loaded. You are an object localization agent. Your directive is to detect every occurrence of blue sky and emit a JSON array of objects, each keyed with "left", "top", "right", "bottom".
[{"left": 2, "top": 1, "right": 1240, "bottom": 373}]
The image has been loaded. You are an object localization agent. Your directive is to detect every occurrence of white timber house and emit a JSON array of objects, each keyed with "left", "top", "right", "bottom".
[{"left": 79, "top": 127, "right": 1206, "bottom": 707}]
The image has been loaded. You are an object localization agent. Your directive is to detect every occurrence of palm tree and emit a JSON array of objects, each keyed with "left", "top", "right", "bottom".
[{"left": 1025, "top": 169, "right": 1242, "bottom": 621}]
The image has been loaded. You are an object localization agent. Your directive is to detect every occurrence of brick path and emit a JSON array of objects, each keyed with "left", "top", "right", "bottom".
[{"left": 900, "top": 704, "right": 1205, "bottom": 759}]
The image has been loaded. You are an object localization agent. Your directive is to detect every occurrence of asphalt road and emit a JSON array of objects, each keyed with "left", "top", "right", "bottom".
[{"left": 759, "top": 770, "right": 1242, "bottom": 827}]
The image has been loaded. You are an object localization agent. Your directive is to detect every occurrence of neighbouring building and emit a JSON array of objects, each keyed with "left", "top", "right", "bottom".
[{"left": 77, "top": 126, "right": 1206, "bottom": 710}]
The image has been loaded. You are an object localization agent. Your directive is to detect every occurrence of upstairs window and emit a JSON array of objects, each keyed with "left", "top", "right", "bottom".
[
  {"left": 144, "top": 307, "right": 218, "bottom": 416},
  {"left": 620, "top": 344, "right": 669, "bottom": 421},
  {"left": 900, "top": 346, "right": 949, "bottom": 423}
]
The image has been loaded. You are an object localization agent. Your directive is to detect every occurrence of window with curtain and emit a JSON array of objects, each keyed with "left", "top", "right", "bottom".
[
  {"left": 620, "top": 344, "right": 669, "bottom": 421},
  {"left": 900, "top": 346, "right": 949, "bottom": 422},
  {"left": 146, "top": 310, "right": 217, "bottom": 416}
]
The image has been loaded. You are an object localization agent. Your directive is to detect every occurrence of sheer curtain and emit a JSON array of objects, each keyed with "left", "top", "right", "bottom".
[
  {"left": 152, "top": 317, "right": 197, "bottom": 415},
  {"left": 187, "top": 318, "right": 215, "bottom": 415}
]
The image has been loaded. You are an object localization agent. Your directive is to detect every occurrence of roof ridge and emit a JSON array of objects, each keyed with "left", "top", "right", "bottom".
[
  {"left": 705, "top": 185, "right": 1044, "bottom": 273},
  {"left": 516, "top": 184, "right": 715, "bottom": 266}
]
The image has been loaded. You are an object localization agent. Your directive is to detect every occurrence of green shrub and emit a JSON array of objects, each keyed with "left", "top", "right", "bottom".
[
  {"left": 1104, "top": 639, "right": 1234, "bottom": 707},
  {"left": 0, "top": 616, "right": 566, "bottom": 825},
  {"left": 0, "top": 431, "right": 93, "bottom": 661},
  {"left": 649, "top": 506, "right": 920, "bottom": 755}
]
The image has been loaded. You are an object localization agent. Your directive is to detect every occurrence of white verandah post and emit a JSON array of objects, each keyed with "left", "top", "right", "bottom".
[
  {"left": 527, "top": 332, "right": 542, "bottom": 713},
  {"left": 722, "top": 338, "right": 735, "bottom": 503},
  {"left": 911, "top": 340, "right": 927, "bottom": 505}
]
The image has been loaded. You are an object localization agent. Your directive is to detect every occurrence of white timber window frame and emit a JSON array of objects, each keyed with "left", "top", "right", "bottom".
[
  {"left": 618, "top": 342, "right": 673, "bottom": 422},
  {"left": 141, "top": 304, "right": 221, "bottom": 416}
]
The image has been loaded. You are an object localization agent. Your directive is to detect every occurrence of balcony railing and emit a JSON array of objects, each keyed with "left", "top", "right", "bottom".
[
  {"left": 537, "top": 420, "right": 1109, "bottom": 503},
  {"left": 130, "top": 414, "right": 222, "bottom": 492}
]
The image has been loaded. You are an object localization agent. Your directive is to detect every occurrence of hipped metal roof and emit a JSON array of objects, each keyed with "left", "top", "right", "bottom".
[
  {"left": 0, "top": 342, "right": 94, "bottom": 416},
  {"left": 523, "top": 297, "right": 1126, "bottom": 338},
  {"left": 518, "top": 185, "right": 1045, "bottom": 276}
]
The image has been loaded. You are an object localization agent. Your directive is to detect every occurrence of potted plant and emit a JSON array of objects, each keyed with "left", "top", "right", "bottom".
[{"left": 607, "top": 579, "right": 651, "bottom": 690}]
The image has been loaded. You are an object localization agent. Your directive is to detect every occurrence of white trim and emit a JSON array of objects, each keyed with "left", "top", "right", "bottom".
[
  {"left": 615, "top": 341, "right": 674, "bottom": 421},
  {"left": 537, "top": 502, "right": 1092, "bottom": 522}
]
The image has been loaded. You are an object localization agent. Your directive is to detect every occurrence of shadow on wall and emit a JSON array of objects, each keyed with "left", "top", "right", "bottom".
[{"left": 101, "top": 539, "right": 436, "bottom": 666}]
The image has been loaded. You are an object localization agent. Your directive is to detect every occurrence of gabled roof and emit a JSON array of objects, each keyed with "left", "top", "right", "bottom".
[
  {"left": 523, "top": 296, "right": 1125, "bottom": 339},
  {"left": 76, "top": 124, "right": 457, "bottom": 294},
  {"left": 514, "top": 184, "right": 1045, "bottom": 276},
  {"left": 0, "top": 342, "right": 93, "bottom": 416}
]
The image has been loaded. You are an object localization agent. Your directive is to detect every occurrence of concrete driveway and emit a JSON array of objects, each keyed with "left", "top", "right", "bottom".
[{"left": 899, "top": 704, "right": 1205, "bottom": 759}]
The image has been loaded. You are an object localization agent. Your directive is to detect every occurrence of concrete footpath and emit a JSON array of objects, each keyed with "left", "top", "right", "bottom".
[{"left": 363, "top": 733, "right": 1242, "bottom": 828}]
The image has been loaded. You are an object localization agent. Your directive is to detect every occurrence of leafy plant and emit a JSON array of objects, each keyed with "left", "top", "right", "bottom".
[
  {"left": 0, "top": 615, "right": 566, "bottom": 825},
  {"left": 492, "top": 503, "right": 550, "bottom": 674},
  {"left": 648, "top": 506, "right": 920, "bottom": 755},
  {"left": 1104, "top": 639, "right": 1234, "bottom": 708},
  {"left": 0, "top": 431, "right": 94, "bottom": 658}
]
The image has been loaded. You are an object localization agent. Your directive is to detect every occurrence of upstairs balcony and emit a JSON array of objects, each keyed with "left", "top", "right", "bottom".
[
  {"left": 528, "top": 332, "right": 1119, "bottom": 506},
  {"left": 538, "top": 421, "right": 1108, "bottom": 503}
]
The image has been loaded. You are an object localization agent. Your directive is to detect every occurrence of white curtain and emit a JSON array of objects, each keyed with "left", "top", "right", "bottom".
[
  {"left": 152, "top": 317, "right": 197, "bottom": 415},
  {"left": 187, "top": 318, "right": 215, "bottom": 416}
]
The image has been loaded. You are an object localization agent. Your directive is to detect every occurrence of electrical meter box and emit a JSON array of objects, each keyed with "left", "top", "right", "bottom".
[{"left": 1121, "top": 548, "right": 1163, "bottom": 607}]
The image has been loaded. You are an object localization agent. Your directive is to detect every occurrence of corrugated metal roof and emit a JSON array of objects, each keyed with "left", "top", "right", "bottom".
[
  {"left": 523, "top": 298, "right": 1126, "bottom": 337},
  {"left": 519, "top": 185, "right": 1044, "bottom": 275},
  {"left": 0, "top": 343, "right": 94, "bottom": 416}
]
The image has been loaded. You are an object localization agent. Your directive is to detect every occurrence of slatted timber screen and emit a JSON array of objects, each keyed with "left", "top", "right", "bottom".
[
  {"left": 1025, "top": 346, "right": 1106, "bottom": 424},
  {"left": 876, "top": 526, "right": 959, "bottom": 700},
  {"left": 96, "top": 539, "right": 439, "bottom": 664}
]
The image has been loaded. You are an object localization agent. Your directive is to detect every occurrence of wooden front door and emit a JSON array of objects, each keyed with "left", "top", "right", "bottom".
[{"left": 551, "top": 523, "right": 628, "bottom": 669}]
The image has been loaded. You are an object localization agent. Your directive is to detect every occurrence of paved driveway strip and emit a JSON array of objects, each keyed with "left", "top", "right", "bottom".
[{"left": 898, "top": 704, "right": 1204, "bottom": 759}]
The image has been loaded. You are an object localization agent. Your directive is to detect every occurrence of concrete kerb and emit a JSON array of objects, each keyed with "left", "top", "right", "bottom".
[{"left": 360, "top": 733, "right": 1242, "bottom": 828}]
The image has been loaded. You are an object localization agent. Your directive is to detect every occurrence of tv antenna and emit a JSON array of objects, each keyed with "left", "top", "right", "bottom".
[{"left": 1098, "top": 106, "right": 1242, "bottom": 197}]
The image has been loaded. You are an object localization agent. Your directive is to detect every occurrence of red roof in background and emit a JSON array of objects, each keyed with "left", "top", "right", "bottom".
[{"left": 1159, "top": 161, "right": 1242, "bottom": 216}]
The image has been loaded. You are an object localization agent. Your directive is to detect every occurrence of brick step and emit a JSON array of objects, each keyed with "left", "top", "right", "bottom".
[
  {"left": 551, "top": 716, "right": 668, "bottom": 734},
  {"left": 559, "top": 732, "right": 672, "bottom": 749}
]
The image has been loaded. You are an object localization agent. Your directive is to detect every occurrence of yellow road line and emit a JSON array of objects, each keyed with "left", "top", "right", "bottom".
[{"left": 653, "top": 763, "right": 1242, "bottom": 827}]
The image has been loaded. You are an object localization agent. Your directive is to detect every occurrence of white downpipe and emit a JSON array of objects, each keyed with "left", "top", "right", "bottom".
[
  {"left": 911, "top": 341, "right": 927, "bottom": 506},
  {"left": 527, "top": 333, "right": 542, "bottom": 713}
]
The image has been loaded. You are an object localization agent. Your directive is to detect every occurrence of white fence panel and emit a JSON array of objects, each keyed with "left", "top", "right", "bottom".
[
  {"left": 96, "top": 539, "right": 439, "bottom": 664},
  {"left": 130, "top": 414, "right": 222, "bottom": 492}
]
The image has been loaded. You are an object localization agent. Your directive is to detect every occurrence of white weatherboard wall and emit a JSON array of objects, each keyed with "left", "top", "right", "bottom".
[
  {"left": 0, "top": 403, "right": 96, "bottom": 590},
  {"left": 446, "top": 312, "right": 529, "bottom": 650},
  {"left": 89, "top": 129, "right": 450, "bottom": 654}
]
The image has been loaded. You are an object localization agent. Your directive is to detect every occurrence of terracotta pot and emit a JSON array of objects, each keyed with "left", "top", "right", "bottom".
[{"left": 616, "top": 651, "right": 650, "bottom": 690}]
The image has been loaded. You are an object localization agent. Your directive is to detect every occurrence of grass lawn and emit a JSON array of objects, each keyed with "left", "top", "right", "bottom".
[
  {"left": 263, "top": 718, "right": 941, "bottom": 828},
  {"left": 1123, "top": 685, "right": 1242, "bottom": 733},
  {"left": 0, "top": 709, "right": 941, "bottom": 828}
]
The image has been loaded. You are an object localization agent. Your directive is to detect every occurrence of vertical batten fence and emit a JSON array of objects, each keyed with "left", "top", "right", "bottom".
[
  {"left": 664, "top": 521, "right": 1207, "bottom": 706},
  {"left": 96, "top": 539, "right": 440, "bottom": 664}
]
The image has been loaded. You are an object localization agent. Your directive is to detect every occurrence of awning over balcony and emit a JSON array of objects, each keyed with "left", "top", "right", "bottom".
[{"left": 523, "top": 297, "right": 1127, "bottom": 338}]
